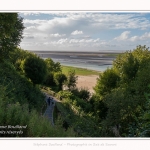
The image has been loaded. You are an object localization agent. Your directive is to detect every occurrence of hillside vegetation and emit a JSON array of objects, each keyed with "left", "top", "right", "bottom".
[{"left": 1, "top": 13, "right": 150, "bottom": 137}]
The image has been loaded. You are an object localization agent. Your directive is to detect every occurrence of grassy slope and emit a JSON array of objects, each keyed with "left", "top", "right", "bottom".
[
  {"left": 0, "top": 61, "right": 45, "bottom": 112},
  {"left": 62, "top": 65, "right": 100, "bottom": 76}
]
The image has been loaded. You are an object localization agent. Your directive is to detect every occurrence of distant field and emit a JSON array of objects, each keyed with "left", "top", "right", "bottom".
[{"left": 62, "top": 65, "right": 100, "bottom": 76}]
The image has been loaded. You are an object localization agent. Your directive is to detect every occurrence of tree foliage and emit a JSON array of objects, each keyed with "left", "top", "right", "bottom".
[
  {"left": 0, "top": 13, "right": 24, "bottom": 61},
  {"left": 94, "top": 67, "right": 120, "bottom": 98},
  {"left": 54, "top": 72, "right": 67, "bottom": 90},
  {"left": 65, "top": 69, "right": 78, "bottom": 91},
  {"left": 114, "top": 52, "right": 139, "bottom": 82},
  {"left": 93, "top": 45, "right": 150, "bottom": 137},
  {"left": 44, "top": 58, "right": 62, "bottom": 87},
  {"left": 71, "top": 87, "right": 90, "bottom": 102},
  {"left": 9, "top": 48, "right": 32, "bottom": 72},
  {"left": 23, "top": 55, "right": 47, "bottom": 85},
  {"left": 45, "top": 58, "right": 61, "bottom": 72}
]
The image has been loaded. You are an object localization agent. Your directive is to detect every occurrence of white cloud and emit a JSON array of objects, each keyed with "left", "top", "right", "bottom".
[
  {"left": 69, "top": 39, "right": 79, "bottom": 43},
  {"left": 114, "top": 31, "right": 130, "bottom": 41},
  {"left": 43, "top": 42, "right": 50, "bottom": 45},
  {"left": 23, "top": 33, "right": 34, "bottom": 39},
  {"left": 57, "top": 38, "right": 68, "bottom": 44},
  {"left": 69, "top": 38, "right": 100, "bottom": 43},
  {"left": 82, "top": 35, "right": 91, "bottom": 38},
  {"left": 140, "top": 32, "right": 150, "bottom": 40},
  {"left": 71, "top": 30, "right": 83, "bottom": 35},
  {"left": 85, "top": 39, "right": 93, "bottom": 43},
  {"left": 79, "top": 39, "right": 85, "bottom": 43},
  {"left": 50, "top": 33, "right": 66, "bottom": 37},
  {"left": 94, "top": 38, "right": 100, "bottom": 42},
  {"left": 129, "top": 36, "right": 140, "bottom": 42},
  {"left": 26, "top": 26, "right": 36, "bottom": 30},
  {"left": 129, "top": 32, "right": 150, "bottom": 42}
]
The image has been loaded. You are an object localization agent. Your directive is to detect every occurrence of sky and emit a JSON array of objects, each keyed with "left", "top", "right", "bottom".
[{"left": 19, "top": 12, "right": 150, "bottom": 52}]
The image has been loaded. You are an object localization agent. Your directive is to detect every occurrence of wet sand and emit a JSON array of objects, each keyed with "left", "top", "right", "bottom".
[{"left": 76, "top": 75, "right": 99, "bottom": 94}]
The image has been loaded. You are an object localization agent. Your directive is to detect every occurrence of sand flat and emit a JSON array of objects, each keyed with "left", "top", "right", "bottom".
[{"left": 76, "top": 75, "right": 99, "bottom": 94}]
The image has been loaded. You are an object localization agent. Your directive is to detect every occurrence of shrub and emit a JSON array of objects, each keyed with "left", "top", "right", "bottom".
[
  {"left": 54, "top": 72, "right": 67, "bottom": 91},
  {"left": 45, "top": 58, "right": 62, "bottom": 72},
  {"left": 71, "top": 87, "right": 90, "bottom": 101},
  {"left": 23, "top": 55, "right": 47, "bottom": 85},
  {"left": 43, "top": 72, "right": 56, "bottom": 87},
  {"left": 94, "top": 68, "right": 120, "bottom": 98},
  {"left": 65, "top": 69, "right": 78, "bottom": 91}
]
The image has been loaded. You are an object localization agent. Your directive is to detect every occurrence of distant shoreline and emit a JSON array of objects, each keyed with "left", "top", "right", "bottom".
[
  {"left": 61, "top": 63, "right": 112, "bottom": 72},
  {"left": 32, "top": 50, "right": 123, "bottom": 55},
  {"left": 34, "top": 51, "right": 115, "bottom": 72}
]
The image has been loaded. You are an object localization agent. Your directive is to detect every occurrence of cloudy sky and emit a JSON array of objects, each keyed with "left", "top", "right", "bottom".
[{"left": 19, "top": 12, "right": 150, "bottom": 52}]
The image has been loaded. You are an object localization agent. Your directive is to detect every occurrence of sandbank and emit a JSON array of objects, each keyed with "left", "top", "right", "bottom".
[{"left": 76, "top": 75, "right": 99, "bottom": 94}]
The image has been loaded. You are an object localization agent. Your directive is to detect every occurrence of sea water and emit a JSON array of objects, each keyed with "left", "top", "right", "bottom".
[
  {"left": 35, "top": 51, "right": 115, "bottom": 72},
  {"left": 42, "top": 57, "right": 113, "bottom": 72},
  {"left": 52, "top": 58, "right": 112, "bottom": 72}
]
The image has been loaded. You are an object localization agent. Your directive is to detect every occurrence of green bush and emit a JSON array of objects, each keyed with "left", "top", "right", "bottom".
[
  {"left": 65, "top": 69, "right": 78, "bottom": 91},
  {"left": 54, "top": 72, "right": 67, "bottom": 91},
  {"left": 43, "top": 72, "right": 56, "bottom": 87},
  {"left": 77, "top": 87, "right": 91, "bottom": 101},
  {"left": 45, "top": 58, "right": 62, "bottom": 72},
  {"left": 9, "top": 48, "right": 32, "bottom": 73},
  {"left": 94, "top": 67, "right": 120, "bottom": 98},
  {"left": 23, "top": 54, "right": 47, "bottom": 85}
]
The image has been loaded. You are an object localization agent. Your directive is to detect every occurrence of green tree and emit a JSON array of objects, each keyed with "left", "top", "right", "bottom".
[
  {"left": 9, "top": 48, "right": 32, "bottom": 72},
  {"left": 45, "top": 58, "right": 61, "bottom": 72},
  {"left": 93, "top": 45, "right": 150, "bottom": 137},
  {"left": 23, "top": 55, "right": 47, "bottom": 85},
  {"left": 113, "top": 45, "right": 150, "bottom": 83},
  {"left": 65, "top": 69, "right": 78, "bottom": 91},
  {"left": 94, "top": 68, "right": 120, "bottom": 98},
  {"left": 43, "top": 72, "right": 56, "bottom": 86},
  {"left": 72, "top": 87, "right": 90, "bottom": 102},
  {"left": 0, "top": 13, "right": 24, "bottom": 61},
  {"left": 132, "top": 45, "right": 150, "bottom": 68},
  {"left": 54, "top": 72, "right": 67, "bottom": 90},
  {"left": 44, "top": 58, "right": 62, "bottom": 87},
  {"left": 113, "top": 52, "right": 139, "bottom": 82}
]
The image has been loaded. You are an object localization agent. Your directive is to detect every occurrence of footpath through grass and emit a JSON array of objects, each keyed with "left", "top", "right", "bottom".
[{"left": 62, "top": 65, "right": 100, "bottom": 76}]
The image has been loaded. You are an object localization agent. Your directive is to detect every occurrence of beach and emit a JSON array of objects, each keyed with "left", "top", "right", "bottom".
[
  {"left": 76, "top": 75, "right": 99, "bottom": 94},
  {"left": 33, "top": 51, "right": 114, "bottom": 93}
]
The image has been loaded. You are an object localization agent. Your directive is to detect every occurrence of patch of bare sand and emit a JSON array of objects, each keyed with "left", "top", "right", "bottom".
[{"left": 76, "top": 75, "right": 99, "bottom": 94}]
